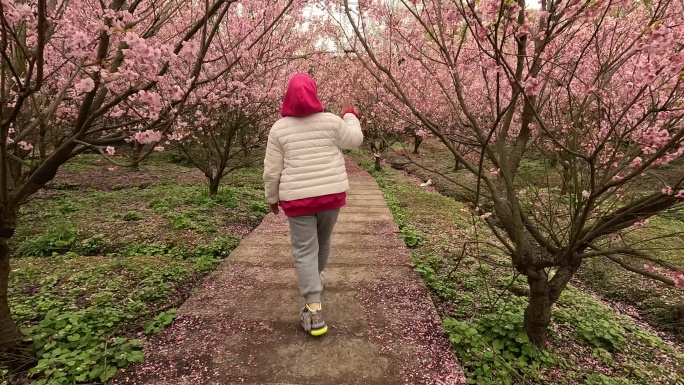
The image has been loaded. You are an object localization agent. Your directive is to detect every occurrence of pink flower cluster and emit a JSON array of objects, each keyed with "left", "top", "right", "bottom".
[
  {"left": 633, "top": 219, "right": 649, "bottom": 228},
  {"left": 122, "top": 32, "right": 165, "bottom": 65},
  {"left": 638, "top": 23, "right": 678, "bottom": 56},
  {"left": 638, "top": 127, "right": 671, "bottom": 154},
  {"left": 521, "top": 77, "right": 542, "bottom": 96},
  {"left": 674, "top": 271, "right": 684, "bottom": 289},
  {"left": 415, "top": 129, "right": 430, "bottom": 139},
  {"left": 66, "top": 30, "right": 93, "bottom": 59},
  {"left": 128, "top": 130, "right": 163, "bottom": 145},
  {"left": 1, "top": 0, "right": 33, "bottom": 25},
  {"left": 18, "top": 141, "right": 34, "bottom": 151},
  {"left": 661, "top": 186, "right": 684, "bottom": 198},
  {"left": 132, "top": 90, "right": 163, "bottom": 120},
  {"left": 644, "top": 265, "right": 684, "bottom": 289},
  {"left": 75, "top": 78, "right": 95, "bottom": 94}
]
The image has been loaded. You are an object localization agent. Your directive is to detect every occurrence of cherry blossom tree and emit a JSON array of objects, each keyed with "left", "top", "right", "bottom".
[
  {"left": 172, "top": 6, "right": 308, "bottom": 195},
  {"left": 332, "top": 0, "right": 684, "bottom": 346},
  {"left": 176, "top": 97, "right": 272, "bottom": 195},
  {"left": 308, "top": 52, "right": 415, "bottom": 169},
  {"left": 0, "top": 0, "right": 300, "bottom": 356}
]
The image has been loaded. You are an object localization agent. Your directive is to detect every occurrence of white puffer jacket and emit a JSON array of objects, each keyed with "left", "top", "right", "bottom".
[{"left": 263, "top": 112, "right": 364, "bottom": 204}]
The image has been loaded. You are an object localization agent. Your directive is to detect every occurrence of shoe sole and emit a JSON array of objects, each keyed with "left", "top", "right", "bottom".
[{"left": 310, "top": 325, "right": 328, "bottom": 336}]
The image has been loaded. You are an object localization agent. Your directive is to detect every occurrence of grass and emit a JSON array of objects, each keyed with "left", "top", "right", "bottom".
[
  {"left": 349, "top": 148, "right": 684, "bottom": 385},
  {"left": 381, "top": 139, "right": 684, "bottom": 343},
  {"left": 4, "top": 153, "right": 268, "bottom": 385}
]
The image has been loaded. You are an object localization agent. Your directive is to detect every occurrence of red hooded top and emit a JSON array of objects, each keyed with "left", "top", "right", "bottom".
[
  {"left": 277, "top": 73, "right": 347, "bottom": 217},
  {"left": 280, "top": 73, "right": 325, "bottom": 117}
]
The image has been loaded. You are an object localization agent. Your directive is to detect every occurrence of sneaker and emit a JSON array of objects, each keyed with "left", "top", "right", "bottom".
[{"left": 300, "top": 305, "right": 328, "bottom": 336}]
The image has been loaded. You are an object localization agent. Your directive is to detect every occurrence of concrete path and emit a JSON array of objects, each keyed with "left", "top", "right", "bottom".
[{"left": 113, "top": 162, "right": 465, "bottom": 385}]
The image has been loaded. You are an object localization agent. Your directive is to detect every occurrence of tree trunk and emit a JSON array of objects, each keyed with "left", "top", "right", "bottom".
[
  {"left": 39, "top": 123, "right": 47, "bottom": 159},
  {"left": 374, "top": 154, "right": 382, "bottom": 171},
  {"left": 370, "top": 142, "right": 383, "bottom": 171},
  {"left": 131, "top": 143, "right": 141, "bottom": 170},
  {"left": 560, "top": 163, "right": 570, "bottom": 196},
  {"left": 0, "top": 238, "right": 22, "bottom": 355},
  {"left": 549, "top": 155, "right": 558, "bottom": 168},
  {"left": 524, "top": 270, "right": 552, "bottom": 347},
  {"left": 413, "top": 135, "right": 422, "bottom": 154},
  {"left": 453, "top": 157, "right": 461, "bottom": 172},
  {"left": 208, "top": 176, "right": 221, "bottom": 196}
]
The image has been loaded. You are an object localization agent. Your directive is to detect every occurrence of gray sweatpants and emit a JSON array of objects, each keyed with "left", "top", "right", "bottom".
[{"left": 287, "top": 209, "right": 340, "bottom": 304}]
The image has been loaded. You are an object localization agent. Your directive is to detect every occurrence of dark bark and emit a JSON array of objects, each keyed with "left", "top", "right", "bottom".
[
  {"left": 453, "top": 156, "right": 461, "bottom": 171},
  {"left": 130, "top": 142, "right": 141, "bottom": 169},
  {"left": 560, "top": 163, "right": 570, "bottom": 195},
  {"left": 39, "top": 123, "right": 47, "bottom": 159},
  {"left": 524, "top": 269, "right": 552, "bottom": 347},
  {"left": 549, "top": 155, "right": 558, "bottom": 168},
  {"left": 0, "top": 146, "right": 79, "bottom": 359},
  {"left": 413, "top": 135, "right": 423, "bottom": 154},
  {"left": 548, "top": 265, "right": 578, "bottom": 304},
  {"left": 369, "top": 142, "right": 383, "bottom": 171},
  {"left": 208, "top": 175, "right": 221, "bottom": 196},
  {"left": 0, "top": 238, "right": 22, "bottom": 355}
]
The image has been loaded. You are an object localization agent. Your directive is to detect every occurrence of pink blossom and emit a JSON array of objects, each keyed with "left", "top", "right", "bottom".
[
  {"left": 521, "top": 77, "right": 542, "bottom": 96},
  {"left": 671, "top": 271, "right": 684, "bottom": 289},
  {"left": 3, "top": 1, "right": 33, "bottom": 25},
  {"left": 154, "top": 146, "right": 165, "bottom": 152},
  {"left": 75, "top": 78, "right": 95, "bottom": 94},
  {"left": 634, "top": 219, "right": 649, "bottom": 228},
  {"left": 515, "top": 24, "right": 530, "bottom": 38},
  {"left": 480, "top": 212, "right": 492, "bottom": 219},
  {"left": 582, "top": 190, "right": 590, "bottom": 198},
  {"left": 133, "top": 90, "right": 163, "bottom": 119},
  {"left": 490, "top": 168, "right": 500, "bottom": 175},
  {"left": 170, "top": 85, "right": 185, "bottom": 101},
  {"left": 644, "top": 264, "right": 658, "bottom": 273},
  {"left": 415, "top": 129, "right": 430, "bottom": 138},
  {"left": 676, "top": 190, "right": 684, "bottom": 199},
  {"left": 179, "top": 40, "right": 200, "bottom": 59},
  {"left": 18, "top": 141, "right": 33, "bottom": 151},
  {"left": 662, "top": 186, "right": 673, "bottom": 195},
  {"left": 130, "top": 130, "right": 163, "bottom": 144},
  {"left": 106, "top": 146, "right": 115, "bottom": 156}
]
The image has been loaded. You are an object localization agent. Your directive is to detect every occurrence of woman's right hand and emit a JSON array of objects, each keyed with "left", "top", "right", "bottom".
[{"left": 341, "top": 100, "right": 354, "bottom": 115}]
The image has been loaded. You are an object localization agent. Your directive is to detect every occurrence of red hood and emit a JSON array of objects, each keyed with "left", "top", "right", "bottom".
[{"left": 280, "top": 73, "right": 324, "bottom": 117}]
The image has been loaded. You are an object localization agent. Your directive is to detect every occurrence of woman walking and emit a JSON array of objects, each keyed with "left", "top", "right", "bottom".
[{"left": 263, "top": 73, "right": 363, "bottom": 336}]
